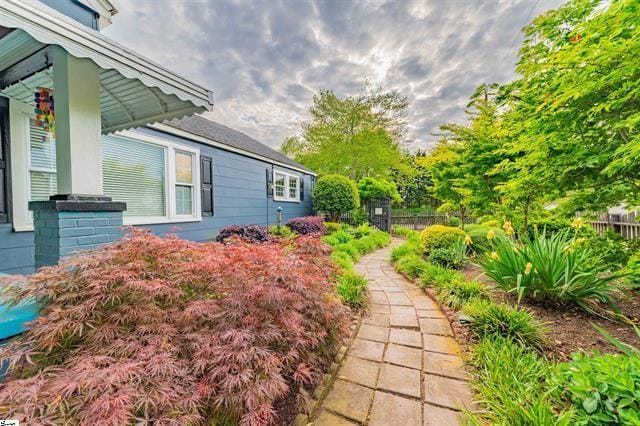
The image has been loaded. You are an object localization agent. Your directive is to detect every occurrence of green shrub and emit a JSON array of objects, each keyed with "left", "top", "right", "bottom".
[
  {"left": 370, "top": 230, "right": 391, "bottom": 247},
  {"left": 335, "top": 243, "right": 360, "bottom": 261},
  {"left": 324, "top": 222, "right": 343, "bottom": 235},
  {"left": 436, "top": 279, "right": 488, "bottom": 309},
  {"left": 357, "top": 177, "right": 402, "bottom": 204},
  {"left": 469, "top": 337, "right": 575, "bottom": 425},
  {"left": 479, "top": 231, "right": 618, "bottom": 314},
  {"left": 331, "top": 251, "right": 355, "bottom": 272},
  {"left": 552, "top": 353, "right": 640, "bottom": 425},
  {"left": 352, "top": 238, "right": 376, "bottom": 255},
  {"left": 419, "top": 264, "right": 462, "bottom": 288},
  {"left": 464, "top": 224, "right": 505, "bottom": 254},
  {"left": 350, "top": 223, "right": 373, "bottom": 239},
  {"left": 463, "top": 300, "right": 547, "bottom": 349},
  {"left": 627, "top": 253, "right": 640, "bottom": 288},
  {"left": 337, "top": 271, "right": 368, "bottom": 308},
  {"left": 428, "top": 246, "right": 465, "bottom": 269},
  {"left": 581, "top": 230, "right": 632, "bottom": 272},
  {"left": 391, "top": 244, "right": 413, "bottom": 263},
  {"left": 391, "top": 226, "right": 419, "bottom": 239},
  {"left": 526, "top": 217, "right": 595, "bottom": 240},
  {"left": 395, "top": 254, "right": 431, "bottom": 279},
  {"left": 312, "top": 174, "right": 359, "bottom": 222},
  {"left": 427, "top": 238, "right": 467, "bottom": 269},
  {"left": 420, "top": 224, "right": 465, "bottom": 254},
  {"left": 446, "top": 216, "right": 462, "bottom": 227},
  {"left": 322, "top": 230, "right": 353, "bottom": 247},
  {"left": 480, "top": 218, "right": 501, "bottom": 227},
  {"left": 268, "top": 225, "right": 294, "bottom": 238},
  {"left": 350, "top": 208, "right": 369, "bottom": 226}
]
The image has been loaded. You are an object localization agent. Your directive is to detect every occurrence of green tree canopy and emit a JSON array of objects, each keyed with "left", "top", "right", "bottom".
[
  {"left": 281, "top": 86, "right": 408, "bottom": 180},
  {"left": 357, "top": 177, "right": 402, "bottom": 204},
  {"left": 421, "top": 0, "right": 639, "bottom": 232}
]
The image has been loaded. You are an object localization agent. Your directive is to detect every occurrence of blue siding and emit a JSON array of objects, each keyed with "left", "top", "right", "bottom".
[{"left": 0, "top": 127, "right": 314, "bottom": 275}]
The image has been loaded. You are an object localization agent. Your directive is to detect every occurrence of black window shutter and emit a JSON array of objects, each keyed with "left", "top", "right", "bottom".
[
  {"left": 0, "top": 99, "right": 9, "bottom": 223},
  {"left": 266, "top": 168, "right": 273, "bottom": 198},
  {"left": 300, "top": 177, "right": 304, "bottom": 201},
  {"left": 201, "top": 156, "right": 214, "bottom": 216}
]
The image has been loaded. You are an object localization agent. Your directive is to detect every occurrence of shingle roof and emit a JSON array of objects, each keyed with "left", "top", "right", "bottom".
[{"left": 163, "top": 116, "right": 314, "bottom": 174}]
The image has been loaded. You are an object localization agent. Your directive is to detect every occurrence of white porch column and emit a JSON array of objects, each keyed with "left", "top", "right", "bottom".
[{"left": 52, "top": 46, "right": 103, "bottom": 195}]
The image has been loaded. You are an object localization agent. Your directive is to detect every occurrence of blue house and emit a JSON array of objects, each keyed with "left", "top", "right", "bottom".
[{"left": 0, "top": 0, "right": 316, "bottom": 279}]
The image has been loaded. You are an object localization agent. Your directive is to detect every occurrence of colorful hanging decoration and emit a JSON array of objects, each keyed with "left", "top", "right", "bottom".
[{"left": 34, "top": 87, "right": 55, "bottom": 142}]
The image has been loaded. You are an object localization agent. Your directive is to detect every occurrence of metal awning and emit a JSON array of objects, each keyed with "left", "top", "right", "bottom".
[{"left": 0, "top": 0, "right": 214, "bottom": 133}]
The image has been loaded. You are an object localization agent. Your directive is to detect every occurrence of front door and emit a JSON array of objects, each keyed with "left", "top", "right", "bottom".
[{"left": 0, "top": 97, "right": 10, "bottom": 223}]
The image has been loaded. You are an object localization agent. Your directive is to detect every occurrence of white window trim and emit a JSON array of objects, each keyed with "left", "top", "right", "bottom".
[
  {"left": 273, "top": 169, "right": 300, "bottom": 203},
  {"left": 111, "top": 130, "right": 202, "bottom": 226},
  {"left": 9, "top": 98, "right": 34, "bottom": 232},
  {"left": 7, "top": 101, "right": 202, "bottom": 231}
]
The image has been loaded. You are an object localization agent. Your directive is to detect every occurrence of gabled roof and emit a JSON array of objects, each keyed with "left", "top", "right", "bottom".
[{"left": 158, "top": 116, "right": 315, "bottom": 175}]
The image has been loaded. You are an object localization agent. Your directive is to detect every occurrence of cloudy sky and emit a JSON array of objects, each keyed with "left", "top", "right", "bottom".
[{"left": 104, "top": 0, "right": 565, "bottom": 152}]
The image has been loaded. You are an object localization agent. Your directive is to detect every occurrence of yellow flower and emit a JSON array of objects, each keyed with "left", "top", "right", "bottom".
[
  {"left": 490, "top": 251, "right": 499, "bottom": 260},
  {"left": 487, "top": 229, "right": 497, "bottom": 240},
  {"left": 524, "top": 262, "right": 533, "bottom": 275},
  {"left": 571, "top": 217, "right": 585, "bottom": 229},
  {"left": 503, "top": 221, "right": 514, "bottom": 236},
  {"left": 562, "top": 245, "right": 572, "bottom": 253},
  {"left": 464, "top": 235, "right": 473, "bottom": 245}
]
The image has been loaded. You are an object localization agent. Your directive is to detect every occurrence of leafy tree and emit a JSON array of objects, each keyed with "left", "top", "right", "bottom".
[
  {"left": 511, "top": 0, "right": 640, "bottom": 212},
  {"left": 424, "top": 0, "right": 640, "bottom": 232},
  {"left": 312, "top": 174, "right": 359, "bottom": 222},
  {"left": 357, "top": 177, "right": 402, "bottom": 204},
  {"left": 389, "top": 154, "right": 437, "bottom": 210},
  {"left": 418, "top": 141, "right": 472, "bottom": 227},
  {"left": 281, "top": 86, "right": 408, "bottom": 180}
]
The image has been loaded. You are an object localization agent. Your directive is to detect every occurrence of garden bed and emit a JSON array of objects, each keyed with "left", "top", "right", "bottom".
[{"left": 463, "top": 263, "right": 640, "bottom": 361}]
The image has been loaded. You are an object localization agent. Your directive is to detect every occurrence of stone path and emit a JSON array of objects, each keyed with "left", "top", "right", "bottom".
[{"left": 313, "top": 241, "right": 473, "bottom": 425}]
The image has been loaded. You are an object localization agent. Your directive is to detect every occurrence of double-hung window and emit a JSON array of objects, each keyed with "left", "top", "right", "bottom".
[
  {"left": 273, "top": 170, "right": 300, "bottom": 202},
  {"left": 174, "top": 151, "right": 195, "bottom": 216},
  {"left": 9, "top": 103, "right": 202, "bottom": 231},
  {"left": 101, "top": 131, "right": 200, "bottom": 225}
]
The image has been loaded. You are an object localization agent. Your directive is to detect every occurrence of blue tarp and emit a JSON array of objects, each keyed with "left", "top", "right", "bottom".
[
  {"left": 0, "top": 274, "right": 39, "bottom": 379},
  {"left": 0, "top": 273, "right": 39, "bottom": 340},
  {"left": 0, "top": 298, "right": 39, "bottom": 340}
]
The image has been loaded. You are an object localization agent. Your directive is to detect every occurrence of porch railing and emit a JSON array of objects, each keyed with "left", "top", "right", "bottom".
[{"left": 587, "top": 212, "right": 640, "bottom": 240}]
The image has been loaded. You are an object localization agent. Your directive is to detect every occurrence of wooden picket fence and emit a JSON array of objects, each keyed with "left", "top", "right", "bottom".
[
  {"left": 587, "top": 212, "right": 640, "bottom": 240},
  {"left": 390, "top": 214, "right": 476, "bottom": 231}
]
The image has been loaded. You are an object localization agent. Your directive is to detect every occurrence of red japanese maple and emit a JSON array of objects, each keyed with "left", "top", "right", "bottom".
[{"left": 0, "top": 230, "right": 348, "bottom": 425}]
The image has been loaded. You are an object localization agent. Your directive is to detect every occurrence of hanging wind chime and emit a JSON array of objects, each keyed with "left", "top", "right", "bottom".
[{"left": 34, "top": 87, "right": 55, "bottom": 142}]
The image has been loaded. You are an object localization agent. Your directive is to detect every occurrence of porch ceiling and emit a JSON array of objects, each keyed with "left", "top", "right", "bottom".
[{"left": 0, "top": 0, "right": 214, "bottom": 133}]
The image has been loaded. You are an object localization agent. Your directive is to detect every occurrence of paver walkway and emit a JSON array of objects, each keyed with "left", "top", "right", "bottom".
[{"left": 313, "top": 240, "right": 473, "bottom": 425}]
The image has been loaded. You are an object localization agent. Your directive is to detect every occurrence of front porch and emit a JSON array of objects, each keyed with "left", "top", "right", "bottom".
[{"left": 0, "top": 0, "right": 213, "bottom": 269}]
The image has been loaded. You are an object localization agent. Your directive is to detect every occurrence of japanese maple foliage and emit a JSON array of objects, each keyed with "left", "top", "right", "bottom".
[{"left": 0, "top": 230, "right": 348, "bottom": 425}]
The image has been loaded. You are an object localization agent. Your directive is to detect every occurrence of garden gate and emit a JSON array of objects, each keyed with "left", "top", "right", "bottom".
[{"left": 365, "top": 197, "right": 392, "bottom": 232}]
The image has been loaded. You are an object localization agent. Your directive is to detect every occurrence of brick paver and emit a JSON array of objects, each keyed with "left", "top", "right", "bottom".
[{"left": 313, "top": 240, "right": 472, "bottom": 425}]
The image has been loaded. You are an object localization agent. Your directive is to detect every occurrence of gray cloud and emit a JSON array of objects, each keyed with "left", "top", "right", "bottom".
[{"left": 104, "top": 0, "right": 565, "bottom": 151}]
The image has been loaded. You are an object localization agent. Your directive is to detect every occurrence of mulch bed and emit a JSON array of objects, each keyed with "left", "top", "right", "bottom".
[{"left": 462, "top": 263, "right": 640, "bottom": 362}]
